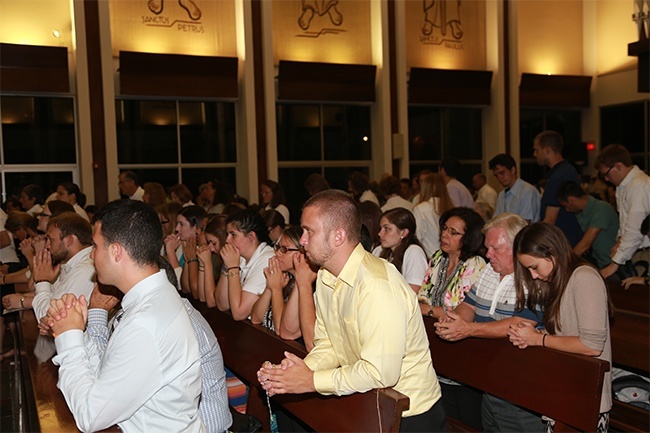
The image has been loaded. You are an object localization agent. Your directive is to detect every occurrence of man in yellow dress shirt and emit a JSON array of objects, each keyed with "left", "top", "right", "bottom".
[{"left": 258, "top": 189, "right": 446, "bottom": 432}]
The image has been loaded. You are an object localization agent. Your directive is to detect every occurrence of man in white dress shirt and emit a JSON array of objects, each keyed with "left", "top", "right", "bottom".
[
  {"left": 439, "top": 157, "right": 475, "bottom": 209},
  {"left": 45, "top": 200, "right": 204, "bottom": 433},
  {"left": 32, "top": 213, "right": 96, "bottom": 322},
  {"left": 472, "top": 173, "right": 497, "bottom": 220},
  {"left": 118, "top": 170, "right": 145, "bottom": 201},
  {"left": 595, "top": 144, "right": 650, "bottom": 279}
]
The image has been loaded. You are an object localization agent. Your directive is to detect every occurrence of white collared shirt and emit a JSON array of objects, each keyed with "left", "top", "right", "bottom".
[
  {"left": 33, "top": 246, "right": 96, "bottom": 321},
  {"left": 613, "top": 166, "right": 650, "bottom": 264},
  {"left": 239, "top": 242, "right": 275, "bottom": 295},
  {"left": 129, "top": 186, "right": 145, "bottom": 201},
  {"left": 53, "top": 271, "right": 204, "bottom": 433}
]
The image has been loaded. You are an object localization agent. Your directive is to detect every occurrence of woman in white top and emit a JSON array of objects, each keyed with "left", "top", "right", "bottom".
[
  {"left": 56, "top": 182, "right": 89, "bottom": 222},
  {"left": 260, "top": 179, "right": 290, "bottom": 225},
  {"left": 216, "top": 209, "right": 275, "bottom": 320},
  {"left": 19, "top": 184, "right": 45, "bottom": 217},
  {"left": 372, "top": 208, "right": 428, "bottom": 293},
  {"left": 413, "top": 173, "right": 455, "bottom": 257}
]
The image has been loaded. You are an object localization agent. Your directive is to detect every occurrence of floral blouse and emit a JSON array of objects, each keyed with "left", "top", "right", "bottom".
[{"left": 418, "top": 250, "right": 485, "bottom": 309}]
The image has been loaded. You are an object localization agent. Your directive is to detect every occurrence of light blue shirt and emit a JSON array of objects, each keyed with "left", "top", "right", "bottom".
[{"left": 494, "top": 178, "right": 540, "bottom": 222}]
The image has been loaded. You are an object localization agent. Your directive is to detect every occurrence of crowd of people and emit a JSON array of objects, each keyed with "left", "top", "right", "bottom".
[{"left": 0, "top": 130, "right": 648, "bottom": 432}]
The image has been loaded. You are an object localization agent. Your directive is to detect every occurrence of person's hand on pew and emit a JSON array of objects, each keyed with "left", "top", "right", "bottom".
[
  {"left": 434, "top": 310, "right": 472, "bottom": 341},
  {"left": 507, "top": 321, "right": 544, "bottom": 349},
  {"left": 621, "top": 276, "right": 646, "bottom": 289},
  {"left": 43, "top": 295, "right": 89, "bottom": 338},
  {"left": 257, "top": 352, "right": 315, "bottom": 396}
]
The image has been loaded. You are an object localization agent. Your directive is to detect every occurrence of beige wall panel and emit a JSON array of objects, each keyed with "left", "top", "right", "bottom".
[
  {"left": 518, "top": 0, "right": 583, "bottom": 75},
  {"left": 596, "top": 0, "right": 637, "bottom": 74},
  {"left": 405, "top": 0, "right": 486, "bottom": 70},
  {"left": 109, "top": 0, "right": 237, "bottom": 57},
  {"left": 272, "top": 0, "right": 371, "bottom": 65},
  {"left": 0, "top": 0, "right": 71, "bottom": 48}
]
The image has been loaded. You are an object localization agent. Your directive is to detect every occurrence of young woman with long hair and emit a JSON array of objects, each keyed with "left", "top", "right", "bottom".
[
  {"left": 373, "top": 208, "right": 428, "bottom": 293},
  {"left": 413, "top": 173, "right": 455, "bottom": 257},
  {"left": 215, "top": 209, "right": 274, "bottom": 320},
  {"left": 509, "top": 222, "right": 611, "bottom": 433}
]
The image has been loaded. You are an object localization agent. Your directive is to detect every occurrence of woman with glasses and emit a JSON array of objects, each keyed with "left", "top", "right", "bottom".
[
  {"left": 215, "top": 209, "right": 275, "bottom": 321},
  {"left": 418, "top": 207, "right": 486, "bottom": 319},
  {"left": 509, "top": 223, "right": 611, "bottom": 433},
  {"left": 252, "top": 228, "right": 301, "bottom": 324},
  {"left": 372, "top": 208, "right": 428, "bottom": 293}
]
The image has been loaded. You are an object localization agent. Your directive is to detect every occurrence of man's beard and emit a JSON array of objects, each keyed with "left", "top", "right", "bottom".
[
  {"left": 306, "top": 242, "right": 334, "bottom": 268},
  {"left": 50, "top": 247, "right": 68, "bottom": 266}
]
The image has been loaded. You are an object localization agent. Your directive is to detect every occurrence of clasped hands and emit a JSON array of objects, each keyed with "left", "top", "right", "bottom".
[
  {"left": 38, "top": 293, "right": 88, "bottom": 338},
  {"left": 32, "top": 249, "right": 60, "bottom": 284},
  {"left": 507, "top": 321, "right": 542, "bottom": 349},
  {"left": 256, "top": 351, "right": 315, "bottom": 396},
  {"left": 433, "top": 310, "right": 472, "bottom": 341}
]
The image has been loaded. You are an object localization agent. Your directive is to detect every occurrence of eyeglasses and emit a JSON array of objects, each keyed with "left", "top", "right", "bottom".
[
  {"left": 37, "top": 212, "right": 52, "bottom": 218},
  {"left": 441, "top": 224, "right": 465, "bottom": 237},
  {"left": 273, "top": 243, "right": 302, "bottom": 254},
  {"left": 600, "top": 165, "right": 615, "bottom": 180}
]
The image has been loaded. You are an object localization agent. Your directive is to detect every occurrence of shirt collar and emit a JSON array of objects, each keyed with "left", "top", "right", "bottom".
[
  {"left": 242, "top": 242, "right": 271, "bottom": 268},
  {"left": 121, "top": 270, "right": 168, "bottom": 310},
  {"left": 619, "top": 165, "right": 640, "bottom": 189},
  {"left": 319, "top": 243, "right": 365, "bottom": 291},
  {"left": 61, "top": 245, "right": 93, "bottom": 273}
]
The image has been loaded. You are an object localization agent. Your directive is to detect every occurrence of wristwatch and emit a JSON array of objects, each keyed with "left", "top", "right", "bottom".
[
  {"left": 427, "top": 307, "right": 434, "bottom": 317},
  {"left": 20, "top": 296, "right": 25, "bottom": 308}
]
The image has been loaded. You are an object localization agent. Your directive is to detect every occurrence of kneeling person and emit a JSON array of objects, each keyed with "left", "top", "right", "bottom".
[
  {"left": 45, "top": 200, "right": 204, "bottom": 432},
  {"left": 258, "top": 190, "right": 447, "bottom": 432}
]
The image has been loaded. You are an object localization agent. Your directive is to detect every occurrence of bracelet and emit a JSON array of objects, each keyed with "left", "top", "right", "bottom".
[
  {"left": 186, "top": 258, "right": 199, "bottom": 264},
  {"left": 0, "top": 274, "right": 5, "bottom": 284},
  {"left": 227, "top": 266, "right": 241, "bottom": 271},
  {"left": 34, "top": 279, "right": 50, "bottom": 284},
  {"left": 20, "top": 296, "right": 25, "bottom": 308},
  {"left": 222, "top": 270, "right": 240, "bottom": 278},
  {"left": 542, "top": 333, "right": 547, "bottom": 348}
]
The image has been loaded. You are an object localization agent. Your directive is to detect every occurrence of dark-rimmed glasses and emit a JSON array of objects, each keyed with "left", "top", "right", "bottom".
[
  {"left": 273, "top": 244, "right": 302, "bottom": 254},
  {"left": 441, "top": 224, "right": 465, "bottom": 237}
]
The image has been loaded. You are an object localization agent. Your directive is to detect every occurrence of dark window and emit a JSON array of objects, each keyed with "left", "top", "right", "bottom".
[
  {"left": 1, "top": 96, "right": 76, "bottom": 164},
  {"left": 115, "top": 99, "right": 238, "bottom": 194},
  {"left": 277, "top": 103, "right": 372, "bottom": 223},
  {"left": 601, "top": 102, "right": 649, "bottom": 171},
  {"left": 408, "top": 106, "right": 482, "bottom": 187}
]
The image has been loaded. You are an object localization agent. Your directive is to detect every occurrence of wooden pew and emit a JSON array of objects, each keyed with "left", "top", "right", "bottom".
[
  {"left": 423, "top": 317, "right": 610, "bottom": 432},
  {"left": 607, "top": 281, "right": 650, "bottom": 432},
  {"left": 189, "top": 298, "right": 410, "bottom": 432}
]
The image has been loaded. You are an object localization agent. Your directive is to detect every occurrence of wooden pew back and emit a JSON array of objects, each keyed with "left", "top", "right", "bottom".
[
  {"left": 189, "top": 298, "right": 410, "bottom": 432},
  {"left": 423, "top": 317, "right": 609, "bottom": 432},
  {"left": 606, "top": 281, "right": 650, "bottom": 432}
]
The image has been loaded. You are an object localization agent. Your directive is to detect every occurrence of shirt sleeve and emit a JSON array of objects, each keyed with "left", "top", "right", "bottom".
[
  {"left": 520, "top": 186, "right": 541, "bottom": 222},
  {"left": 308, "top": 278, "right": 409, "bottom": 396},
  {"left": 401, "top": 246, "right": 428, "bottom": 286},
  {"left": 612, "top": 179, "right": 650, "bottom": 264},
  {"left": 568, "top": 267, "right": 609, "bottom": 352},
  {"left": 32, "top": 281, "right": 55, "bottom": 321},
  {"left": 86, "top": 309, "right": 111, "bottom": 358},
  {"left": 52, "top": 321, "right": 172, "bottom": 432}
]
